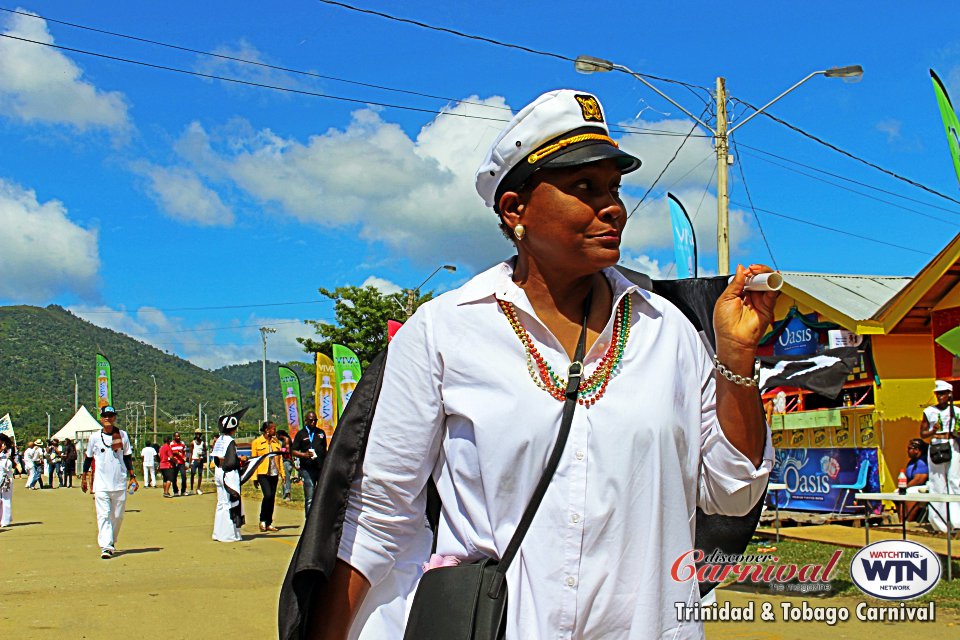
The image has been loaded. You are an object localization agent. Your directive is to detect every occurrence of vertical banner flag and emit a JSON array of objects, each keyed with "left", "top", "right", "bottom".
[
  {"left": 95, "top": 353, "right": 112, "bottom": 411},
  {"left": 667, "top": 193, "right": 697, "bottom": 278},
  {"left": 387, "top": 319, "right": 404, "bottom": 342},
  {"left": 332, "top": 344, "right": 362, "bottom": 418},
  {"left": 278, "top": 365, "right": 303, "bottom": 439},
  {"left": 931, "top": 69, "right": 960, "bottom": 187},
  {"left": 315, "top": 353, "right": 338, "bottom": 436},
  {"left": 0, "top": 413, "right": 14, "bottom": 446}
]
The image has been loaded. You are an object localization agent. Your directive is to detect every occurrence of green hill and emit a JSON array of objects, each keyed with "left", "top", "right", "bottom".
[
  {"left": 0, "top": 305, "right": 307, "bottom": 443},
  {"left": 213, "top": 360, "right": 317, "bottom": 413}
]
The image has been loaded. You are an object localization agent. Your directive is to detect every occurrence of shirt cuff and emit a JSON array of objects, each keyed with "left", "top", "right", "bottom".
[{"left": 699, "top": 422, "right": 774, "bottom": 516}]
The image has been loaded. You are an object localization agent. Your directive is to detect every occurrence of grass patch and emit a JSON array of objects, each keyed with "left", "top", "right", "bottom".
[{"left": 729, "top": 538, "right": 960, "bottom": 611}]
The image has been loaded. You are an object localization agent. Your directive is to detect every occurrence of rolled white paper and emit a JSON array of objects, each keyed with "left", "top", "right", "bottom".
[{"left": 728, "top": 272, "right": 783, "bottom": 292}]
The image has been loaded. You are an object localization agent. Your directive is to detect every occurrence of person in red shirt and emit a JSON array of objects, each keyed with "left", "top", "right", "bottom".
[
  {"left": 169, "top": 432, "right": 188, "bottom": 496},
  {"left": 158, "top": 436, "right": 175, "bottom": 498}
]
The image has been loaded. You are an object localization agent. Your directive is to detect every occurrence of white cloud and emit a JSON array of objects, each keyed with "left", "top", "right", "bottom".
[
  {"left": 617, "top": 116, "right": 717, "bottom": 193},
  {"left": 361, "top": 275, "right": 402, "bottom": 295},
  {"left": 68, "top": 305, "right": 313, "bottom": 370},
  {"left": 0, "top": 10, "right": 130, "bottom": 131},
  {"left": 135, "top": 163, "right": 234, "bottom": 226},
  {"left": 876, "top": 119, "right": 902, "bottom": 143},
  {"left": 619, "top": 253, "right": 668, "bottom": 279},
  {"left": 193, "top": 39, "right": 309, "bottom": 91},
  {"left": 175, "top": 98, "right": 513, "bottom": 268},
  {"left": 0, "top": 177, "right": 100, "bottom": 301}
]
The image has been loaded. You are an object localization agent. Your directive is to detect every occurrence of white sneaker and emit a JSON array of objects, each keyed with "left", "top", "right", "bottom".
[
  {"left": 100, "top": 548, "right": 112, "bottom": 559},
  {"left": 197, "top": 489, "right": 202, "bottom": 495}
]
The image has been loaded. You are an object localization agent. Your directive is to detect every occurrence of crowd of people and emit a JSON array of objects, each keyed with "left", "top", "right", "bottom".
[{"left": 4, "top": 436, "right": 79, "bottom": 490}]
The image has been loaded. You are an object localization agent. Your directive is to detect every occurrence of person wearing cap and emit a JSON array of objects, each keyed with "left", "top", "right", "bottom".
[
  {"left": 317, "top": 90, "right": 777, "bottom": 640},
  {"left": 82, "top": 406, "right": 138, "bottom": 558},
  {"left": 25, "top": 439, "right": 44, "bottom": 490},
  {"left": 920, "top": 380, "right": 960, "bottom": 532},
  {"left": 212, "top": 409, "right": 248, "bottom": 542}
]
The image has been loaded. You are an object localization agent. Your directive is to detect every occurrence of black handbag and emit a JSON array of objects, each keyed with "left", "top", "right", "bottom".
[
  {"left": 930, "top": 404, "right": 955, "bottom": 465},
  {"left": 402, "top": 294, "right": 591, "bottom": 640},
  {"left": 930, "top": 442, "right": 953, "bottom": 465}
]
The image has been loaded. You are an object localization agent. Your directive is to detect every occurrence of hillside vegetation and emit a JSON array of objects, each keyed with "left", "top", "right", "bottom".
[{"left": 0, "top": 305, "right": 313, "bottom": 442}]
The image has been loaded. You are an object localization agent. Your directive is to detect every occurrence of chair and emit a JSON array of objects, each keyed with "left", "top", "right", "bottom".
[{"left": 832, "top": 460, "right": 870, "bottom": 516}]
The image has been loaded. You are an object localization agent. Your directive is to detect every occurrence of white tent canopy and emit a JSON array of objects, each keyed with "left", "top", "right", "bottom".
[{"left": 52, "top": 406, "right": 100, "bottom": 442}]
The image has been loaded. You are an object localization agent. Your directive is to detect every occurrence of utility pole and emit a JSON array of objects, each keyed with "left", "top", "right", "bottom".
[
  {"left": 715, "top": 77, "right": 730, "bottom": 275},
  {"left": 405, "top": 289, "right": 417, "bottom": 318},
  {"left": 46, "top": 412, "right": 51, "bottom": 440},
  {"left": 150, "top": 374, "right": 158, "bottom": 439},
  {"left": 74, "top": 374, "right": 79, "bottom": 414},
  {"left": 260, "top": 327, "right": 277, "bottom": 423}
]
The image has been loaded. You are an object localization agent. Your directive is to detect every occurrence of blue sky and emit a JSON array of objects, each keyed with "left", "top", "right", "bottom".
[{"left": 2, "top": 1, "right": 959, "bottom": 369}]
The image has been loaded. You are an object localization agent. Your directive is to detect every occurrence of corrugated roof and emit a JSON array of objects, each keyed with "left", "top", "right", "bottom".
[{"left": 780, "top": 272, "right": 912, "bottom": 323}]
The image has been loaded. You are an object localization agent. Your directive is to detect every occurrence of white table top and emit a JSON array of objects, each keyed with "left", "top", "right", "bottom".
[
  {"left": 767, "top": 483, "right": 787, "bottom": 491},
  {"left": 856, "top": 492, "right": 960, "bottom": 503}
]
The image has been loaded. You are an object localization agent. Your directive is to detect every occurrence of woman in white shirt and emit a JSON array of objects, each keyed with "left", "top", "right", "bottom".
[
  {"left": 317, "top": 90, "right": 777, "bottom": 640},
  {"left": 920, "top": 379, "right": 960, "bottom": 531},
  {"left": 0, "top": 434, "right": 13, "bottom": 527}
]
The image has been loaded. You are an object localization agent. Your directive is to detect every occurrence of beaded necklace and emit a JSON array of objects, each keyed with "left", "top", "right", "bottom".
[{"left": 498, "top": 295, "right": 631, "bottom": 406}]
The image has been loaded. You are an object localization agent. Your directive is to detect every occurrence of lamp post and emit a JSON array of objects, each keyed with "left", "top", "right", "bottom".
[
  {"left": 150, "top": 374, "right": 158, "bottom": 439},
  {"left": 73, "top": 373, "right": 79, "bottom": 414},
  {"left": 404, "top": 265, "right": 457, "bottom": 318},
  {"left": 574, "top": 55, "right": 863, "bottom": 274},
  {"left": 260, "top": 327, "right": 277, "bottom": 423}
]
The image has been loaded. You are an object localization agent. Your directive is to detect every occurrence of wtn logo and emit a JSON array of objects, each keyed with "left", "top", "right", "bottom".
[
  {"left": 860, "top": 558, "right": 927, "bottom": 582},
  {"left": 850, "top": 541, "right": 940, "bottom": 600}
]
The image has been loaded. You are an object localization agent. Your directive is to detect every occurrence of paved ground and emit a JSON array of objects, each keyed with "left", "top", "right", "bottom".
[
  {"left": 2, "top": 482, "right": 303, "bottom": 638},
  {"left": 4, "top": 485, "right": 959, "bottom": 639}
]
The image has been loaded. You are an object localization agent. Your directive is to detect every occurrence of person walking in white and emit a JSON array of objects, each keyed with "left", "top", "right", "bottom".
[
  {"left": 81, "top": 406, "right": 138, "bottom": 558},
  {"left": 25, "top": 440, "right": 44, "bottom": 489},
  {"left": 920, "top": 380, "right": 960, "bottom": 532},
  {"left": 22, "top": 441, "right": 35, "bottom": 489},
  {"left": 0, "top": 434, "right": 14, "bottom": 527},
  {"left": 141, "top": 444, "right": 158, "bottom": 488}
]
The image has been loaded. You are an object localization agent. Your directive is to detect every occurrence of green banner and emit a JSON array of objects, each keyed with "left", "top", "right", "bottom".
[
  {"left": 332, "top": 344, "right": 362, "bottom": 417},
  {"left": 315, "top": 352, "right": 338, "bottom": 435},
  {"left": 931, "top": 69, "right": 960, "bottom": 186},
  {"left": 95, "top": 353, "right": 112, "bottom": 411},
  {"left": 278, "top": 365, "right": 303, "bottom": 438}
]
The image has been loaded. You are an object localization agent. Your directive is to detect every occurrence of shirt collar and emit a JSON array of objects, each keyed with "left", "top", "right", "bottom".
[{"left": 456, "top": 258, "right": 656, "bottom": 315}]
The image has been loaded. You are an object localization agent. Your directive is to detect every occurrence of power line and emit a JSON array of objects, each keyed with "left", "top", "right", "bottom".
[
  {"left": 737, "top": 142, "right": 960, "bottom": 215},
  {"left": 315, "top": 0, "right": 710, "bottom": 94},
  {"left": 0, "top": 6, "right": 513, "bottom": 114},
  {"left": 627, "top": 107, "right": 707, "bottom": 219},
  {"left": 75, "top": 299, "right": 330, "bottom": 314},
  {"left": 730, "top": 199, "right": 931, "bottom": 256},
  {"left": 0, "top": 33, "right": 711, "bottom": 139},
  {"left": 630, "top": 153, "right": 714, "bottom": 215},
  {"left": 129, "top": 320, "right": 305, "bottom": 336},
  {"left": 732, "top": 97, "right": 960, "bottom": 208},
  {"left": 732, "top": 141, "right": 778, "bottom": 269},
  {"left": 738, "top": 148, "right": 960, "bottom": 227}
]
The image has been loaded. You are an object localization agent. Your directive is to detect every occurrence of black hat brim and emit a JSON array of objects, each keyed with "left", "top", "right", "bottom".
[{"left": 540, "top": 141, "right": 641, "bottom": 174}]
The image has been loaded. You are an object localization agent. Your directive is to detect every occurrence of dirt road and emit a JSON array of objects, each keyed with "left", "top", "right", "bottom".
[{"left": 4, "top": 485, "right": 959, "bottom": 639}]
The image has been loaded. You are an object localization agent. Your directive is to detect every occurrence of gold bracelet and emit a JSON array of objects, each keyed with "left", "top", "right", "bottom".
[{"left": 713, "top": 355, "right": 760, "bottom": 388}]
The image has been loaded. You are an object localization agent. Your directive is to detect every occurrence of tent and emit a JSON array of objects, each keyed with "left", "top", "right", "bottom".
[{"left": 52, "top": 406, "right": 100, "bottom": 442}]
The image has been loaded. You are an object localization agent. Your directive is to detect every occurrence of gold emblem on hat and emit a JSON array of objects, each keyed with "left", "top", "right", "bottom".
[{"left": 574, "top": 95, "right": 604, "bottom": 122}]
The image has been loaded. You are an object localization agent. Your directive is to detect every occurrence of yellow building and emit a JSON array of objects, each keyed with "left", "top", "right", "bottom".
[{"left": 768, "top": 233, "right": 960, "bottom": 490}]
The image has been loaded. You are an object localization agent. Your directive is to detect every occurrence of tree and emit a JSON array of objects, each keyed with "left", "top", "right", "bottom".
[{"left": 298, "top": 286, "right": 433, "bottom": 368}]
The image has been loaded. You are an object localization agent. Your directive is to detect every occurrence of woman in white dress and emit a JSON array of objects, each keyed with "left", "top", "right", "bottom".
[
  {"left": 212, "top": 409, "right": 247, "bottom": 542},
  {"left": 0, "top": 434, "right": 13, "bottom": 527}
]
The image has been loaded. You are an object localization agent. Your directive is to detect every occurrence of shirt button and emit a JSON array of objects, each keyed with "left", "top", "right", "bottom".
[
  {"left": 565, "top": 576, "right": 576, "bottom": 587},
  {"left": 575, "top": 450, "right": 585, "bottom": 460},
  {"left": 571, "top": 513, "right": 581, "bottom": 523}
]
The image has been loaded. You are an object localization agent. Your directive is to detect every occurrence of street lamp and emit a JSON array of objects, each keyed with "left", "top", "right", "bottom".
[
  {"left": 150, "top": 374, "right": 158, "bottom": 439},
  {"left": 259, "top": 327, "right": 277, "bottom": 423},
  {"left": 404, "top": 264, "right": 457, "bottom": 318},
  {"left": 574, "top": 55, "right": 863, "bottom": 274}
]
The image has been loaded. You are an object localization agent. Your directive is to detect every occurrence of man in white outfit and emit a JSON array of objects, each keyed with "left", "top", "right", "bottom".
[
  {"left": 920, "top": 380, "right": 960, "bottom": 532},
  {"left": 141, "top": 443, "right": 158, "bottom": 488},
  {"left": 81, "top": 406, "right": 138, "bottom": 558}
]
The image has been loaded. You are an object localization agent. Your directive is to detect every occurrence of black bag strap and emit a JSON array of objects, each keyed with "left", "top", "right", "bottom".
[{"left": 486, "top": 290, "right": 592, "bottom": 599}]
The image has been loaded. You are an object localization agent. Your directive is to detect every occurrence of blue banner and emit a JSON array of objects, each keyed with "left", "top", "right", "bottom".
[
  {"left": 667, "top": 193, "right": 696, "bottom": 279},
  {"left": 771, "top": 447, "right": 881, "bottom": 514},
  {"left": 773, "top": 312, "right": 820, "bottom": 356}
]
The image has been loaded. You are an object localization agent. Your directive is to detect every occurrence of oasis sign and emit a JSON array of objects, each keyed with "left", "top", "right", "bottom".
[
  {"left": 773, "top": 313, "right": 820, "bottom": 356},
  {"left": 771, "top": 447, "right": 881, "bottom": 514}
]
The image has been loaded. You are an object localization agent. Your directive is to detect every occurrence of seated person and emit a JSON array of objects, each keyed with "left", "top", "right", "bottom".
[{"left": 903, "top": 438, "right": 929, "bottom": 522}]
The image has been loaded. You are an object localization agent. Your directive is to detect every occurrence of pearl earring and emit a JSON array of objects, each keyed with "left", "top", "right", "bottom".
[{"left": 513, "top": 224, "right": 525, "bottom": 241}]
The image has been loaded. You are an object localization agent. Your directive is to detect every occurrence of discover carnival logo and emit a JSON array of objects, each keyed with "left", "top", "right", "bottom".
[{"left": 849, "top": 540, "right": 941, "bottom": 600}]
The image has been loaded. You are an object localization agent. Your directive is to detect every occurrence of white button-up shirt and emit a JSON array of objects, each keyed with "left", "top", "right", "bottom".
[
  {"left": 85, "top": 429, "right": 132, "bottom": 493},
  {"left": 339, "top": 262, "right": 773, "bottom": 640}
]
